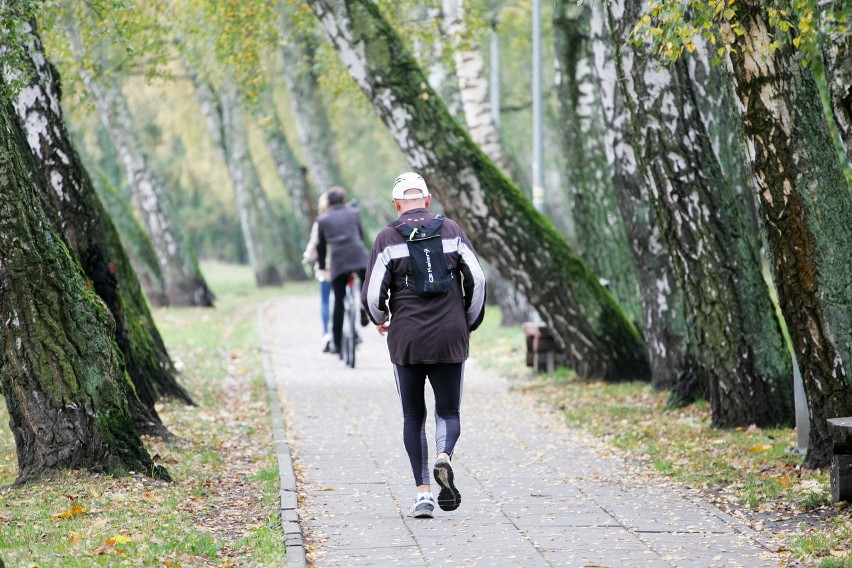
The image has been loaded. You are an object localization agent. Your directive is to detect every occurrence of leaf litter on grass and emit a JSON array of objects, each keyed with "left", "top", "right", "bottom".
[{"left": 0, "top": 282, "right": 287, "bottom": 566}]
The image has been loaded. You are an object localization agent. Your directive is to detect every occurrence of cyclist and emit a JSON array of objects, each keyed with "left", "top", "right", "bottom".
[
  {"left": 362, "top": 172, "right": 486, "bottom": 519},
  {"left": 316, "top": 186, "right": 370, "bottom": 356}
]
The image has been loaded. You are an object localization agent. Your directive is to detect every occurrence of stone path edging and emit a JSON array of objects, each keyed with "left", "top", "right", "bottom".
[{"left": 259, "top": 300, "right": 307, "bottom": 568}]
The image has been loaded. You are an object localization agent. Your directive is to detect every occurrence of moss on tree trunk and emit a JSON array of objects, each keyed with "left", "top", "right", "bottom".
[
  {"left": 8, "top": 22, "right": 192, "bottom": 413},
  {"left": 604, "top": 0, "right": 794, "bottom": 427},
  {"left": 0, "top": 100, "right": 167, "bottom": 484},
  {"left": 730, "top": 2, "right": 852, "bottom": 467}
]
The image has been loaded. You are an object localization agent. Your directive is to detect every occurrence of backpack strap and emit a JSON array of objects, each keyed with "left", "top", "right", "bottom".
[
  {"left": 389, "top": 214, "right": 445, "bottom": 241},
  {"left": 389, "top": 221, "right": 415, "bottom": 240}
]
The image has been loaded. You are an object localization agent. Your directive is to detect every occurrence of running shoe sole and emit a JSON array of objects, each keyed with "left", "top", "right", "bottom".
[{"left": 433, "top": 461, "right": 461, "bottom": 511}]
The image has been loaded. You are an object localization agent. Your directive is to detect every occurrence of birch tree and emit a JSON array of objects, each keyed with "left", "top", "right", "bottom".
[
  {"left": 0, "top": 95, "right": 166, "bottom": 484},
  {"left": 633, "top": 0, "right": 852, "bottom": 465},
  {"left": 255, "top": 85, "right": 316, "bottom": 239},
  {"left": 277, "top": 1, "right": 345, "bottom": 193},
  {"left": 590, "top": 1, "right": 689, "bottom": 390},
  {"left": 606, "top": 0, "right": 794, "bottom": 427},
  {"left": 553, "top": 0, "right": 643, "bottom": 327},
  {"left": 442, "top": 0, "right": 513, "bottom": 176},
  {"left": 5, "top": 19, "right": 191, "bottom": 424},
  {"left": 62, "top": 22, "right": 214, "bottom": 307},
  {"left": 725, "top": 3, "right": 852, "bottom": 466},
  {"left": 92, "top": 169, "right": 169, "bottom": 308},
  {"left": 184, "top": 62, "right": 288, "bottom": 286},
  {"left": 306, "top": 0, "right": 650, "bottom": 381},
  {"left": 822, "top": 29, "right": 852, "bottom": 164}
]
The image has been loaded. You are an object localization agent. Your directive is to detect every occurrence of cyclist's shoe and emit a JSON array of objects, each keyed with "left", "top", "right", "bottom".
[
  {"left": 360, "top": 308, "right": 370, "bottom": 327},
  {"left": 321, "top": 333, "right": 332, "bottom": 353},
  {"left": 433, "top": 456, "right": 461, "bottom": 511},
  {"left": 407, "top": 493, "right": 435, "bottom": 518}
]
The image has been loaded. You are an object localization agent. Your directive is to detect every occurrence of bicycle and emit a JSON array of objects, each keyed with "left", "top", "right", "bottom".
[{"left": 340, "top": 273, "right": 360, "bottom": 368}]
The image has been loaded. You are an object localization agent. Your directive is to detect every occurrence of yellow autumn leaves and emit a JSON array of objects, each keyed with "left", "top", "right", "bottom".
[
  {"left": 51, "top": 502, "right": 147, "bottom": 555},
  {"left": 629, "top": 0, "right": 832, "bottom": 65}
]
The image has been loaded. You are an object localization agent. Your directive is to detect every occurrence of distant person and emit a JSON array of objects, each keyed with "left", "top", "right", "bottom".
[
  {"left": 316, "top": 186, "right": 370, "bottom": 356},
  {"left": 362, "top": 172, "right": 486, "bottom": 518},
  {"left": 302, "top": 191, "right": 333, "bottom": 352}
]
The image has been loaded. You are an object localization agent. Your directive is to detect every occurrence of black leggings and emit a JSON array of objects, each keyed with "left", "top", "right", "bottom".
[
  {"left": 393, "top": 362, "right": 464, "bottom": 486},
  {"left": 331, "top": 269, "right": 366, "bottom": 352}
]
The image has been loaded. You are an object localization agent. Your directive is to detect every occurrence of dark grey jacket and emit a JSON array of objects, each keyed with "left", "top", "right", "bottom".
[
  {"left": 316, "top": 204, "right": 369, "bottom": 280},
  {"left": 362, "top": 208, "right": 487, "bottom": 365}
]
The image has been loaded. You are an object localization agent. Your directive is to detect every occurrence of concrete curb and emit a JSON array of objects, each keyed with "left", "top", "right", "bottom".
[{"left": 258, "top": 300, "right": 306, "bottom": 568}]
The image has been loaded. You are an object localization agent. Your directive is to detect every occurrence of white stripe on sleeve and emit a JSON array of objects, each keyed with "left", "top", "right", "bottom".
[
  {"left": 366, "top": 243, "right": 409, "bottom": 324},
  {"left": 457, "top": 241, "right": 486, "bottom": 325}
]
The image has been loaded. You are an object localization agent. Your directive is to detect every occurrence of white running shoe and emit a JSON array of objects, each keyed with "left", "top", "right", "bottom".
[{"left": 407, "top": 492, "right": 435, "bottom": 518}]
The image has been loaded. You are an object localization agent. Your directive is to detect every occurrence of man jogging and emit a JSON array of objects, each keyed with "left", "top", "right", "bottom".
[{"left": 362, "top": 172, "right": 486, "bottom": 519}]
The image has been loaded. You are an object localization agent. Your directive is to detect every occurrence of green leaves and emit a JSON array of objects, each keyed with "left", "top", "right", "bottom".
[{"left": 629, "top": 0, "right": 850, "bottom": 66}]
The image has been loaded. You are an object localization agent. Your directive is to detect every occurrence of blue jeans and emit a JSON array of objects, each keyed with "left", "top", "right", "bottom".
[{"left": 320, "top": 280, "right": 332, "bottom": 335}]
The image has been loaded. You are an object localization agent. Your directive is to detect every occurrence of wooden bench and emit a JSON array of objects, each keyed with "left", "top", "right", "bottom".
[
  {"left": 827, "top": 417, "right": 852, "bottom": 502},
  {"left": 522, "top": 321, "right": 558, "bottom": 374}
]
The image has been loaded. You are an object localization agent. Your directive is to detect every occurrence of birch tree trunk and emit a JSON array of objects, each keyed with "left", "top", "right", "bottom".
[
  {"left": 66, "top": 27, "right": 213, "bottom": 306},
  {"left": 442, "top": 0, "right": 533, "bottom": 326},
  {"left": 93, "top": 170, "right": 169, "bottom": 308},
  {"left": 0, "top": 97, "right": 166, "bottom": 484},
  {"left": 553, "top": 0, "right": 642, "bottom": 326},
  {"left": 728, "top": 2, "right": 852, "bottom": 467},
  {"left": 592, "top": 1, "right": 688, "bottom": 390},
  {"left": 606, "top": 0, "right": 794, "bottom": 427},
  {"left": 414, "top": 5, "right": 461, "bottom": 117},
  {"left": 255, "top": 86, "right": 316, "bottom": 239},
  {"left": 184, "top": 64, "right": 288, "bottom": 287},
  {"left": 822, "top": 31, "right": 852, "bottom": 164},
  {"left": 6, "top": 21, "right": 191, "bottom": 421},
  {"left": 307, "top": 0, "right": 650, "bottom": 381},
  {"left": 277, "top": 1, "right": 345, "bottom": 193},
  {"left": 442, "top": 0, "right": 513, "bottom": 177}
]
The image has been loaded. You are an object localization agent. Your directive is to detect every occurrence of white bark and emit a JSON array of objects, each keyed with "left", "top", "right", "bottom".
[
  {"left": 67, "top": 26, "right": 212, "bottom": 306},
  {"left": 591, "top": 0, "right": 687, "bottom": 389},
  {"left": 277, "top": 1, "right": 344, "bottom": 193},
  {"left": 442, "top": 0, "right": 513, "bottom": 176},
  {"left": 184, "top": 62, "right": 287, "bottom": 286}
]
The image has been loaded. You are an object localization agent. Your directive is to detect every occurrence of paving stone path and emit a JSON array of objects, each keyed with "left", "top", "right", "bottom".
[{"left": 260, "top": 296, "right": 787, "bottom": 567}]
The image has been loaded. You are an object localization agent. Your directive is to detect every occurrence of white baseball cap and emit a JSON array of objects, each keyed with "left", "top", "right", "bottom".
[{"left": 392, "top": 172, "right": 430, "bottom": 200}]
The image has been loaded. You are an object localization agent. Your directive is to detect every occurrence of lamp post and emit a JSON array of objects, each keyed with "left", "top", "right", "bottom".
[
  {"left": 490, "top": 16, "right": 500, "bottom": 129},
  {"left": 532, "top": 0, "right": 545, "bottom": 213}
]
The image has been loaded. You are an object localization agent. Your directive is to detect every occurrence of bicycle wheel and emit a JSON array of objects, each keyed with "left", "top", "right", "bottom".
[
  {"left": 345, "top": 310, "right": 356, "bottom": 368},
  {"left": 342, "top": 282, "right": 357, "bottom": 368}
]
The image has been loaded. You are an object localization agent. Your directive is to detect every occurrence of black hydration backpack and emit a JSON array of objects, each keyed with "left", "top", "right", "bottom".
[{"left": 390, "top": 214, "right": 454, "bottom": 297}]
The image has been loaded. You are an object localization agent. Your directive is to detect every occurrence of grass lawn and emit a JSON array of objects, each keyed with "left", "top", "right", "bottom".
[{"left": 0, "top": 261, "right": 307, "bottom": 566}]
